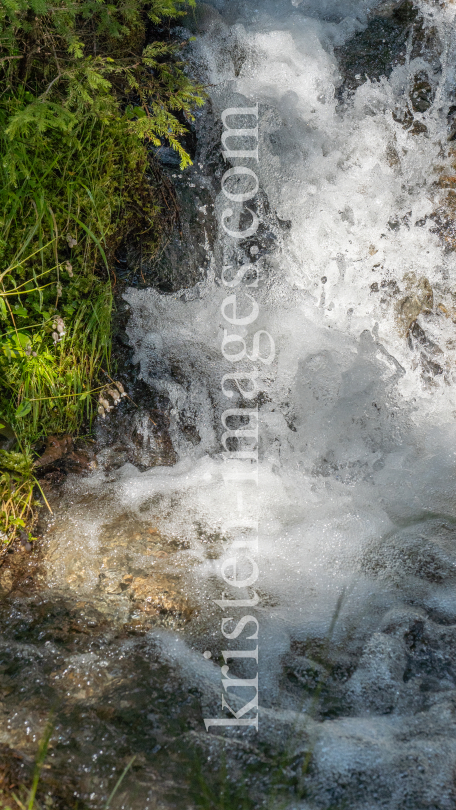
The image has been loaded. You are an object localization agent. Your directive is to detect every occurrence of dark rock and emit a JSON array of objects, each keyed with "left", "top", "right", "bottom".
[
  {"left": 152, "top": 146, "right": 182, "bottom": 168},
  {"left": 121, "top": 99, "right": 222, "bottom": 292},
  {"left": 34, "top": 435, "right": 73, "bottom": 468},
  {"left": 34, "top": 435, "right": 94, "bottom": 477},
  {"left": 361, "top": 520, "right": 456, "bottom": 588},
  {"left": 335, "top": 2, "right": 419, "bottom": 99}
]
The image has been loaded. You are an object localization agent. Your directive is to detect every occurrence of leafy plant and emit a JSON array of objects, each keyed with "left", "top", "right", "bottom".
[
  {"left": 0, "top": 0, "right": 204, "bottom": 543},
  {"left": 0, "top": 448, "right": 42, "bottom": 546}
]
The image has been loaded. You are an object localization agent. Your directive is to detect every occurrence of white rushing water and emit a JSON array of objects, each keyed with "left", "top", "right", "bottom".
[
  {"left": 36, "top": 1, "right": 456, "bottom": 806},
  {"left": 119, "top": 0, "right": 456, "bottom": 630}
]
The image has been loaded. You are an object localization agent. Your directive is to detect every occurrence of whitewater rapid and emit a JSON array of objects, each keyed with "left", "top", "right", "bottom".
[{"left": 117, "top": 0, "right": 456, "bottom": 637}]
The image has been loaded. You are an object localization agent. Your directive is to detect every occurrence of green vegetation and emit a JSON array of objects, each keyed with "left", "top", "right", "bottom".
[
  {"left": 0, "top": 448, "right": 43, "bottom": 545},
  {"left": 0, "top": 0, "right": 204, "bottom": 546}
]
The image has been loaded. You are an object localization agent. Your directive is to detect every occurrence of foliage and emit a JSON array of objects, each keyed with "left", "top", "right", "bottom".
[
  {"left": 0, "top": 448, "right": 40, "bottom": 545},
  {"left": 0, "top": 0, "right": 204, "bottom": 543}
]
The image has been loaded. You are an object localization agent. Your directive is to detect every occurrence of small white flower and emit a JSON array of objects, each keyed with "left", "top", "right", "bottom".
[
  {"left": 66, "top": 234, "right": 77, "bottom": 248},
  {"left": 114, "top": 381, "right": 127, "bottom": 397},
  {"left": 65, "top": 262, "right": 73, "bottom": 277},
  {"left": 52, "top": 331, "right": 59, "bottom": 344},
  {"left": 108, "top": 387, "right": 121, "bottom": 404}
]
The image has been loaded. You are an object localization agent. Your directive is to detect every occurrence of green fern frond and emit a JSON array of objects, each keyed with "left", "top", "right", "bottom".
[{"left": 5, "top": 102, "right": 77, "bottom": 139}]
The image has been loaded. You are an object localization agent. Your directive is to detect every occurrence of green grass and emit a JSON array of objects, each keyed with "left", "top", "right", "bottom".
[
  {"left": 0, "top": 449, "right": 42, "bottom": 545},
  {"left": 0, "top": 0, "right": 205, "bottom": 547}
]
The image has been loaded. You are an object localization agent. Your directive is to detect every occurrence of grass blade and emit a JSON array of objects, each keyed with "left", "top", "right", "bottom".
[{"left": 104, "top": 756, "right": 136, "bottom": 810}]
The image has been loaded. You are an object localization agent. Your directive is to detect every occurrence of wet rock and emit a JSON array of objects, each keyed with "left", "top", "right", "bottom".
[
  {"left": 280, "top": 637, "right": 359, "bottom": 720},
  {"left": 152, "top": 146, "right": 182, "bottom": 168},
  {"left": 0, "top": 568, "right": 13, "bottom": 596},
  {"left": 181, "top": 2, "right": 225, "bottom": 35},
  {"left": 431, "top": 185, "right": 456, "bottom": 251},
  {"left": 373, "top": 0, "right": 419, "bottom": 22},
  {"left": 65, "top": 560, "right": 89, "bottom": 589},
  {"left": 420, "top": 353, "right": 444, "bottom": 380},
  {"left": 296, "top": 607, "right": 456, "bottom": 805},
  {"left": 98, "top": 571, "right": 125, "bottom": 595},
  {"left": 397, "top": 273, "right": 433, "bottom": 334},
  {"left": 346, "top": 632, "right": 407, "bottom": 714},
  {"left": 410, "top": 71, "right": 434, "bottom": 113},
  {"left": 41, "top": 498, "right": 195, "bottom": 631},
  {"left": 0, "top": 595, "right": 212, "bottom": 808},
  {"left": 336, "top": 1, "right": 441, "bottom": 144},
  {"left": 335, "top": 1, "right": 420, "bottom": 99},
  {"left": 361, "top": 520, "right": 456, "bottom": 589},
  {"left": 98, "top": 515, "right": 186, "bottom": 556},
  {"left": 407, "top": 320, "right": 445, "bottom": 381},
  {"left": 121, "top": 98, "right": 222, "bottom": 292},
  {"left": 311, "top": 704, "right": 456, "bottom": 810},
  {"left": 430, "top": 143, "right": 456, "bottom": 252},
  {"left": 407, "top": 320, "right": 442, "bottom": 354},
  {"left": 94, "top": 357, "right": 177, "bottom": 471},
  {"left": 403, "top": 619, "right": 454, "bottom": 685},
  {"left": 284, "top": 654, "right": 328, "bottom": 694},
  {"left": 379, "top": 605, "right": 429, "bottom": 637},
  {"left": 130, "top": 573, "right": 193, "bottom": 621},
  {"left": 50, "top": 651, "right": 118, "bottom": 703}
]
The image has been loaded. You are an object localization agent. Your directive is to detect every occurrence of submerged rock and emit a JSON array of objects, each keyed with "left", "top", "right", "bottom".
[
  {"left": 345, "top": 631, "right": 407, "bottom": 714},
  {"left": 0, "top": 568, "right": 13, "bottom": 596},
  {"left": 396, "top": 274, "right": 434, "bottom": 335},
  {"left": 129, "top": 573, "right": 194, "bottom": 621}
]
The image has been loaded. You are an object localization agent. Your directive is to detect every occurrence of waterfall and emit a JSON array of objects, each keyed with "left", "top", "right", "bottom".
[{"left": 3, "top": 1, "right": 456, "bottom": 807}]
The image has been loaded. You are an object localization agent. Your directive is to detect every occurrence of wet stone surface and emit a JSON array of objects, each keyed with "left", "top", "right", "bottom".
[
  {"left": 36, "top": 485, "right": 197, "bottom": 634},
  {"left": 116, "top": 96, "right": 223, "bottom": 294},
  {"left": 90, "top": 293, "right": 178, "bottom": 474},
  {"left": 0, "top": 595, "right": 208, "bottom": 809},
  {"left": 335, "top": 1, "right": 419, "bottom": 95},
  {"left": 335, "top": 0, "right": 442, "bottom": 132}
]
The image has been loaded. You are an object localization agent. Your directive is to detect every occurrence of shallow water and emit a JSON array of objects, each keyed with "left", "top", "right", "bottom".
[{"left": 3, "top": 1, "right": 456, "bottom": 808}]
